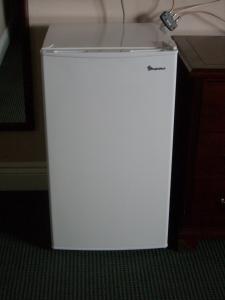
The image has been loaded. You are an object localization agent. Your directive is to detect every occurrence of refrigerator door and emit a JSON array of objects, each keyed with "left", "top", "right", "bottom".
[{"left": 42, "top": 50, "right": 177, "bottom": 250}]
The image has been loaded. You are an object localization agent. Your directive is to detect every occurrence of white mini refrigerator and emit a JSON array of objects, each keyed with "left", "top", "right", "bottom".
[{"left": 41, "top": 23, "right": 177, "bottom": 250}]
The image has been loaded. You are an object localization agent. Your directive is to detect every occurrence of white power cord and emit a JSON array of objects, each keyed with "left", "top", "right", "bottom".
[
  {"left": 173, "top": 0, "right": 221, "bottom": 13},
  {"left": 170, "top": 0, "right": 176, "bottom": 11},
  {"left": 180, "top": 10, "right": 225, "bottom": 23}
]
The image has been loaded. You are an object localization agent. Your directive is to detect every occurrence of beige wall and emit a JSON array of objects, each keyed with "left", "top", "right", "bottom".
[
  {"left": 0, "top": 0, "right": 6, "bottom": 36},
  {"left": 28, "top": 0, "right": 225, "bottom": 35}
]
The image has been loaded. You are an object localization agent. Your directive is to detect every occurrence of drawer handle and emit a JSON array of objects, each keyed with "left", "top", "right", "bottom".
[{"left": 220, "top": 198, "right": 225, "bottom": 206}]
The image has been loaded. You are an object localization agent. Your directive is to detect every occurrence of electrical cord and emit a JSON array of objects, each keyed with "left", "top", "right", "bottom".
[
  {"left": 120, "top": 0, "right": 125, "bottom": 24},
  {"left": 174, "top": 0, "right": 225, "bottom": 26},
  {"left": 161, "top": 0, "right": 223, "bottom": 31},
  {"left": 170, "top": 0, "right": 175, "bottom": 11},
  {"left": 180, "top": 10, "right": 225, "bottom": 23},
  {"left": 174, "top": 0, "right": 221, "bottom": 13}
]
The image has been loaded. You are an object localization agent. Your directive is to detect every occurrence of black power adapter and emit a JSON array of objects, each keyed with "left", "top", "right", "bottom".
[{"left": 160, "top": 11, "right": 180, "bottom": 31}]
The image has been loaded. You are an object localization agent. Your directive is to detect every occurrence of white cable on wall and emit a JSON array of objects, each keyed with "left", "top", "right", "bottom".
[
  {"left": 173, "top": 0, "right": 221, "bottom": 13},
  {"left": 170, "top": 0, "right": 176, "bottom": 11},
  {"left": 180, "top": 10, "right": 225, "bottom": 23}
]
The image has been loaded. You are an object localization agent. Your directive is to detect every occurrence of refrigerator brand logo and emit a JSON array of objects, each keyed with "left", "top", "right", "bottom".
[{"left": 147, "top": 65, "right": 166, "bottom": 71}]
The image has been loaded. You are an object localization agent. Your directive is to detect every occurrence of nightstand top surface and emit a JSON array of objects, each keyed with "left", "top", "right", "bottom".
[{"left": 173, "top": 36, "right": 225, "bottom": 72}]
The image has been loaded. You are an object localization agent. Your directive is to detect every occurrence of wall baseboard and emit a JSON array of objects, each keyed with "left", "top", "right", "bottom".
[
  {"left": 0, "top": 162, "right": 48, "bottom": 191},
  {"left": 0, "top": 28, "right": 10, "bottom": 66}
]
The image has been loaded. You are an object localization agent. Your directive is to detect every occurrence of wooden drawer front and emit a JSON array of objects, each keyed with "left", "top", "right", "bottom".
[
  {"left": 200, "top": 81, "right": 225, "bottom": 132},
  {"left": 202, "top": 82, "right": 225, "bottom": 115},
  {"left": 196, "top": 156, "right": 225, "bottom": 178},
  {"left": 200, "top": 116, "right": 225, "bottom": 132},
  {"left": 191, "top": 180, "right": 225, "bottom": 226},
  {"left": 195, "top": 133, "right": 225, "bottom": 177},
  {"left": 197, "top": 133, "right": 225, "bottom": 156}
]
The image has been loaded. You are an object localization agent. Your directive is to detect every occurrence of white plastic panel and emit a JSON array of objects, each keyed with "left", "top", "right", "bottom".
[{"left": 42, "top": 51, "right": 177, "bottom": 250}]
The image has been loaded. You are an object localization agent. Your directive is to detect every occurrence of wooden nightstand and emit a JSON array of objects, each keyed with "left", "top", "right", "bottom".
[{"left": 172, "top": 36, "right": 225, "bottom": 245}]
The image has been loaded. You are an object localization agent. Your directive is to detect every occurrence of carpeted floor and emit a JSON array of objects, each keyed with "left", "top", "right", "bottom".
[
  {"left": 0, "top": 192, "right": 225, "bottom": 300},
  {"left": 0, "top": 236, "right": 225, "bottom": 299}
]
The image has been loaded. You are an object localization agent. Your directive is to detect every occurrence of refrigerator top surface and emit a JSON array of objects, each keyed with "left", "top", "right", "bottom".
[{"left": 42, "top": 23, "right": 177, "bottom": 53}]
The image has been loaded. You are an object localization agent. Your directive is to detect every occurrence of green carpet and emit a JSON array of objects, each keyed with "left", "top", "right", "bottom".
[{"left": 0, "top": 235, "right": 224, "bottom": 300}]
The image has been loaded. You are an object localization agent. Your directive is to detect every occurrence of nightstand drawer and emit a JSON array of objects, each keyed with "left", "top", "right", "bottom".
[
  {"left": 195, "top": 156, "right": 225, "bottom": 178},
  {"left": 191, "top": 179, "right": 225, "bottom": 226},
  {"left": 200, "top": 82, "right": 225, "bottom": 132},
  {"left": 202, "top": 82, "right": 225, "bottom": 115},
  {"left": 196, "top": 133, "right": 225, "bottom": 177},
  {"left": 197, "top": 133, "right": 225, "bottom": 156},
  {"left": 200, "top": 116, "right": 225, "bottom": 132}
]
